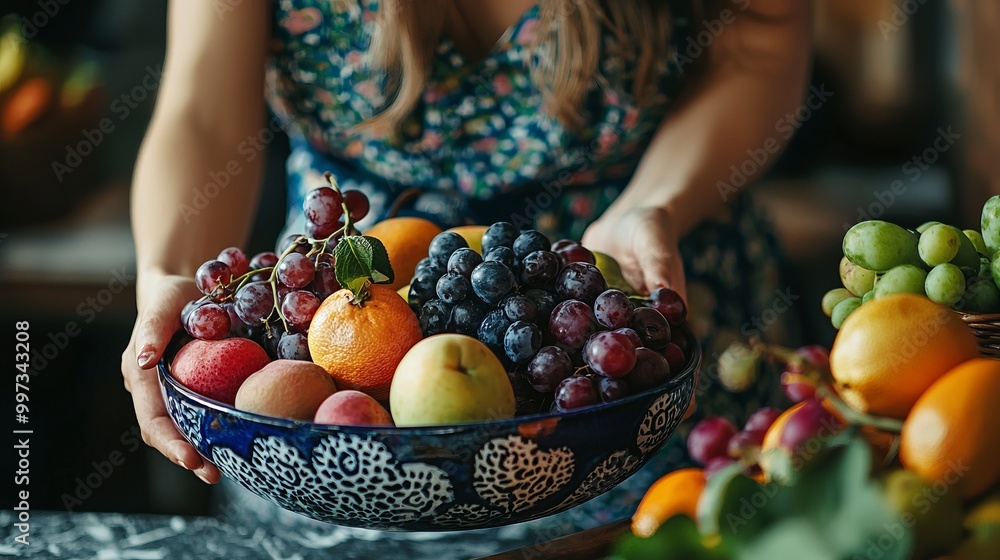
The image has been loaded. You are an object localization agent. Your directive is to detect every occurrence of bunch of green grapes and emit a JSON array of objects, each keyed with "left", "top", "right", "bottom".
[{"left": 823, "top": 195, "right": 1000, "bottom": 328}]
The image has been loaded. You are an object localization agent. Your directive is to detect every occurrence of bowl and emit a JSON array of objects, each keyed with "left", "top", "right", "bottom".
[{"left": 158, "top": 334, "right": 700, "bottom": 531}]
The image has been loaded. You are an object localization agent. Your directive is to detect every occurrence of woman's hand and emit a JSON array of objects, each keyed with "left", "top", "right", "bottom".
[
  {"left": 583, "top": 206, "right": 697, "bottom": 419},
  {"left": 581, "top": 206, "right": 687, "bottom": 301},
  {"left": 120, "top": 271, "right": 221, "bottom": 484}
]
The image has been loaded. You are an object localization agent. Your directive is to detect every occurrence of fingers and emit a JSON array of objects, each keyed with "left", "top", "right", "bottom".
[
  {"left": 683, "top": 368, "right": 700, "bottom": 421},
  {"left": 125, "top": 356, "right": 220, "bottom": 484},
  {"left": 640, "top": 248, "right": 688, "bottom": 302},
  {"left": 682, "top": 396, "right": 697, "bottom": 421},
  {"left": 134, "top": 308, "right": 176, "bottom": 370},
  {"left": 122, "top": 276, "right": 218, "bottom": 483}
]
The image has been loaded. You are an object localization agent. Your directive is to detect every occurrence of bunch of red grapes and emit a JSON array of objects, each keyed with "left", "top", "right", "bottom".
[
  {"left": 409, "top": 222, "right": 691, "bottom": 415},
  {"left": 687, "top": 345, "right": 836, "bottom": 476},
  {"left": 179, "top": 175, "right": 370, "bottom": 360}
]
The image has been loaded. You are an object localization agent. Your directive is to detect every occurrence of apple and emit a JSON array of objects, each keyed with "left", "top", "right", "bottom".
[
  {"left": 314, "top": 390, "right": 393, "bottom": 426},
  {"left": 390, "top": 334, "right": 515, "bottom": 426}
]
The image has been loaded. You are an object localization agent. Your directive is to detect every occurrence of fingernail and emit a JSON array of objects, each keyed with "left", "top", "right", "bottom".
[
  {"left": 194, "top": 470, "right": 212, "bottom": 484},
  {"left": 169, "top": 441, "right": 190, "bottom": 469},
  {"left": 137, "top": 346, "right": 155, "bottom": 368}
]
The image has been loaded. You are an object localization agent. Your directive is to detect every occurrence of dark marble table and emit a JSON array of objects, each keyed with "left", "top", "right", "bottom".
[{"left": 0, "top": 508, "right": 591, "bottom": 559}]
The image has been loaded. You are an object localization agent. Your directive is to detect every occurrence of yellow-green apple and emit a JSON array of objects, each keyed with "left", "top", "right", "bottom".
[{"left": 390, "top": 334, "right": 515, "bottom": 426}]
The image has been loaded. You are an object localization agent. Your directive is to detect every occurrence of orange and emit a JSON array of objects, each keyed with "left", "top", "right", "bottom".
[
  {"left": 308, "top": 285, "right": 423, "bottom": 401},
  {"left": 900, "top": 358, "right": 1000, "bottom": 500},
  {"left": 631, "top": 468, "right": 706, "bottom": 538},
  {"left": 829, "top": 294, "right": 979, "bottom": 419},
  {"left": 363, "top": 217, "right": 443, "bottom": 290}
]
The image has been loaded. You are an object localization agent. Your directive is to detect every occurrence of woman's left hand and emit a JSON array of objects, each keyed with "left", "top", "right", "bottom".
[
  {"left": 581, "top": 206, "right": 687, "bottom": 301},
  {"left": 583, "top": 206, "right": 696, "bottom": 419}
]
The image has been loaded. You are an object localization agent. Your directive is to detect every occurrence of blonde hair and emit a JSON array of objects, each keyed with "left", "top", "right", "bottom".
[{"left": 364, "top": 0, "right": 677, "bottom": 134}]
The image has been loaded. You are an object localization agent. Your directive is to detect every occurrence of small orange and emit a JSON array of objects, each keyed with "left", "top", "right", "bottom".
[
  {"left": 308, "top": 284, "right": 423, "bottom": 401},
  {"left": 364, "top": 217, "right": 443, "bottom": 290},
  {"left": 631, "top": 468, "right": 706, "bottom": 538},
  {"left": 900, "top": 358, "right": 1000, "bottom": 500},
  {"left": 829, "top": 294, "right": 979, "bottom": 419}
]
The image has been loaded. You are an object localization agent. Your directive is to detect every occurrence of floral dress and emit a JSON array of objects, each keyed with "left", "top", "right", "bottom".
[{"left": 221, "top": 0, "right": 800, "bottom": 551}]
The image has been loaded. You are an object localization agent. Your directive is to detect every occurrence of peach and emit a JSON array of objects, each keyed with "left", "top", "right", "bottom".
[
  {"left": 313, "top": 390, "right": 393, "bottom": 426},
  {"left": 171, "top": 338, "right": 270, "bottom": 405},
  {"left": 235, "top": 360, "right": 337, "bottom": 421}
]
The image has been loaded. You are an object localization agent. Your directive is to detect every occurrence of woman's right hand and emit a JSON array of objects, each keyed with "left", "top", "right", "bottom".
[{"left": 121, "top": 271, "right": 220, "bottom": 484}]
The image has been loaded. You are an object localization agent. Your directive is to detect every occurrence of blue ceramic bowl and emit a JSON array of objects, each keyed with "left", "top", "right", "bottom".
[{"left": 158, "top": 335, "right": 700, "bottom": 531}]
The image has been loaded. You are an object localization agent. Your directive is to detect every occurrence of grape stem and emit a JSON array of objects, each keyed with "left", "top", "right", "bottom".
[
  {"left": 267, "top": 239, "right": 305, "bottom": 333},
  {"left": 211, "top": 170, "right": 354, "bottom": 335},
  {"left": 324, "top": 171, "right": 358, "bottom": 237},
  {"left": 749, "top": 340, "right": 905, "bottom": 434}
]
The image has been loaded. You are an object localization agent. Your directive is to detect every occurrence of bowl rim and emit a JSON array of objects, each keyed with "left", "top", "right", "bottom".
[{"left": 158, "top": 330, "right": 700, "bottom": 436}]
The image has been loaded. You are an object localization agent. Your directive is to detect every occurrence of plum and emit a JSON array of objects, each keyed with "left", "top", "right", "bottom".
[{"left": 170, "top": 338, "right": 270, "bottom": 405}]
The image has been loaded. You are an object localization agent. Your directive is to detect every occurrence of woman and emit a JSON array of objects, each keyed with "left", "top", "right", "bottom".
[{"left": 122, "top": 0, "right": 809, "bottom": 542}]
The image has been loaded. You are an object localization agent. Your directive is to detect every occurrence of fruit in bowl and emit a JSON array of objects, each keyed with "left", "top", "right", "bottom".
[
  {"left": 158, "top": 328, "right": 700, "bottom": 530},
  {"left": 158, "top": 172, "right": 701, "bottom": 530},
  {"left": 390, "top": 334, "right": 516, "bottom": 427}
]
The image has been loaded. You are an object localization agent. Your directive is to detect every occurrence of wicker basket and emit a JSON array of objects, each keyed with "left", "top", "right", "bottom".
[{"left": 958, "top": 312, "right": 1000, "bottom": 358}]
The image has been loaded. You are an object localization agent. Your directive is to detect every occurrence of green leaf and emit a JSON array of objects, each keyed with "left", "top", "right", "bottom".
[
  {"left": 744, "top": 437, "right": 912, "bottom": 560},
  {"left": 699, "top": 463, "right": 778, "bottom": 546},
  {"left": 611, "top": 515, "right": 732, "bottom": 560},
  {"left": 363, "top": 235, "right": 394, "bottom": 285},
  {"left": 335, "top": 236, "right": 375, "bottom": 296},
  {"left": 332, "top": 236, "right": 395, "bottom": 297},
  {"left": 737, "top": 519, "right": 837, "bottom": 560}
]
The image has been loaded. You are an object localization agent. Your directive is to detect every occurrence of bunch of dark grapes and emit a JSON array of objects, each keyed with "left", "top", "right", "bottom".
[
  {"left": 409, "top": 222, "right": 691, "bottom": 415},
  {"left": 180, "top": 173, "right": 370, "bottom": 361}
]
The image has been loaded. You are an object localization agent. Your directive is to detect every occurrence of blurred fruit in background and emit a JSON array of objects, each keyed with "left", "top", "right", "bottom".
[
  {"left": 0, "top": 14, "right": 108, "bottom": 227},
  {"left": 900, "top": 358, "right": 1000, "bottom": 500},
  {"left": 881, "top": 469, "right": 964, "bottom": 560},
  {"left": 630, "top": 468, "right": 706, "bottom": 539}
]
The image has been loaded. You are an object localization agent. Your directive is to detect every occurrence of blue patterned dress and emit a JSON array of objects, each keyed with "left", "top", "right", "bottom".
[{"left": 220, "top": 0, "right": 799, "bottom": 551}]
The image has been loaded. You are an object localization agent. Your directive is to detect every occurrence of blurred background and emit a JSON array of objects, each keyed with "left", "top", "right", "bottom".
[{"left": 1, "top": 0, "right": 997, "bottom": 517}]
